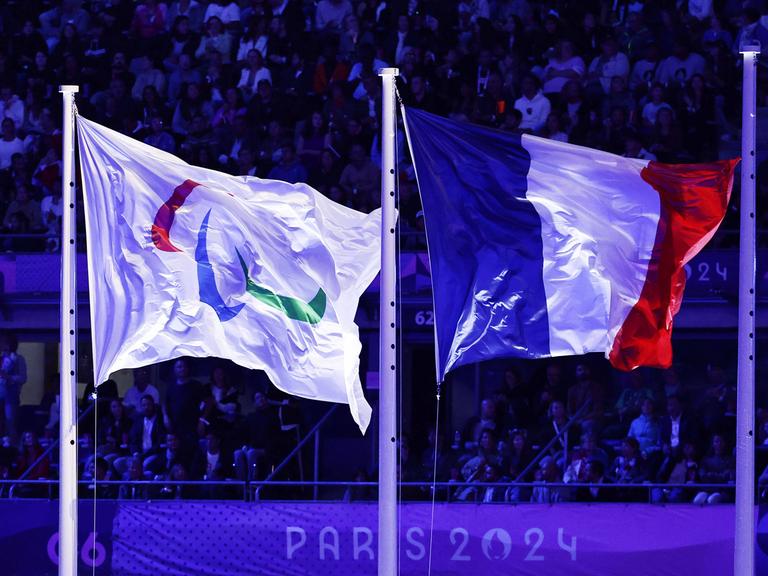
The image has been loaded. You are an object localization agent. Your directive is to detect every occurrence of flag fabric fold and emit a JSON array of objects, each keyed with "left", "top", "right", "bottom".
[
  {"left": 77, "top": 115, "right": 380, "bottom": 432},
  {"left": 404, "top": 107, "right": 737, "bottom": 381}
]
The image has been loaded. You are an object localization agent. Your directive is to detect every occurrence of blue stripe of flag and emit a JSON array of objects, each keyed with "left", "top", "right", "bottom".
[{"left": 406, "top": 108, "right": 551, "bottom": 380}]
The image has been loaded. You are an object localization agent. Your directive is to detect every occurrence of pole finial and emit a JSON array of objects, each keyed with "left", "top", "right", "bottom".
[
  {"left": 378, "top": 67, "right": 400, "bottom": 77},
  {"left": 59, "top": 85, "right": 80, "bottom": 93}
]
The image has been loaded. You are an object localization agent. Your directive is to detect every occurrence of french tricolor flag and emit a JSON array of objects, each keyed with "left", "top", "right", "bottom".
[{"left": 404, "top": 108, "right": 738, "bottom": 380}]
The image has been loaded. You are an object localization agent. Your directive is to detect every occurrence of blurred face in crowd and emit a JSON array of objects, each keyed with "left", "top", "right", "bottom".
[
  {"left": 253, "top": 391, "right": 268, "bottom": 409},
  {"left": 167, "top": 433, "right": 179, "bottom": 451},
  {"left": 512, "top": 432, "right": 526, "bottom": 452},
  {"left": 35, "top": 51, "right": 48, "bottom": 69},
  {"left": 141, "top": 396, "right": 156, "bottom": 418},
  {"left": 349, "top": 143, "right": 366, "bottom": 166},
  {"left": 110, "top": 399, "right": 123, "bottom": 419},
  {"left": 712, "top": 435, "right": 725, "bottom": 455},
  {"left": 480, "top": 398, "right": 496, "bottom": 420},
  {"left": 622, "top": 439, "right": 637, "bottom": 458},
  {"left": 641, "top": 398, "right": 654, "bottom": 417},
  {"left": 207, "top": 17, "right": 223, "bottom": 35},
  {"left": 0, "top": 119, "right": 12, "bottom": 140},
  {"left": 479, "top": 430, "right": 495, "bottom": 452},
  {"left": 174, "top": 358, "right": 190, "bottom": 380},
  {"left": 129, "top": 457, "right": 144, "bottom": 480},
  {"left": 247, "top": 49, "right": 263, "bottom": 69},
  {"left": 179, "top": 53, "right": 192, "bottom": 70},
  {"left": 521, "top": 76, "right": 537, "bottom": 98},
  {"left": 575, "top": 363, "right": 590, "bottom": 381},
  {"left": 550, "top": 400, "right": 565, "bottom": 421}
]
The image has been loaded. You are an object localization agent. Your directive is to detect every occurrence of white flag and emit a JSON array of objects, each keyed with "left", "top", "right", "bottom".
[{"left": 77, "top": 116, "right": 379, "bottom": 432}]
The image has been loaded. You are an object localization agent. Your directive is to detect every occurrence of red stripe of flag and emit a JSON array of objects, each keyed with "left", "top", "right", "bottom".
[{"left": 609, "top": 158, "right": 739, "bottom": 370}]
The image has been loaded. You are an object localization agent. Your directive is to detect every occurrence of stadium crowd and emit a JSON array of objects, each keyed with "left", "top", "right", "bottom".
[
  {"left": 0, "top": 0, "right": 767, "bottom": 502},
  {"left": 0, "top": 0, "right": 765, "bottom": 246}
]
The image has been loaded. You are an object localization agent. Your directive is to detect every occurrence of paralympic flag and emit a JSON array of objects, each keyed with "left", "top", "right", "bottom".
[
  {"left": 77, "top": 116, "right": 380, "bottom": 432},
  {"left": 404, "top": 108, "right": 738, "bottom": 381}
]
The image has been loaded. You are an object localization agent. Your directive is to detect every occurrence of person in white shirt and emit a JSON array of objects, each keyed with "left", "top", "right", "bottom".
[
  {"left": 237, "top": 49, "right": 272, "bottom": 100},
  {"left": 654, "top": 41, "right": 706, "bottom": 87},
  {"left": 0, "top": 118, "right": 24, "bottom": 170},
  {"left": 0, "top": 87, "right": 24, "bottom": 129},
  {"left": 315, "top": 0, "right": 353, "bottom": 31},
  {"left": 587, "top": 35, "right": 629, "bottom": 94},
  {"left": 203, "top": 0, "right": 240, "bottom": 26},
  {"left": 123, "top": 366, "right": 161, "bottom": 417},
  {"left": 514, "top": 75, "right": 551, "bottom": 133},
  {"left": 542, "top": 40, "right": 585, "bottom": 96}
]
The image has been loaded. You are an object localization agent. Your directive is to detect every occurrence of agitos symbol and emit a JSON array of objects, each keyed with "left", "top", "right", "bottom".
[{"left": 151, "top": 179, "right": 326, "bottom": 325}]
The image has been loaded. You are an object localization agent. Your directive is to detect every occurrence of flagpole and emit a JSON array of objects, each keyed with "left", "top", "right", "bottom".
[
  {"left": 378, "top": 67, "right": 399, "bottom": 576},
  {"left": 735, "top": 44, "right": 759, "bottom": 576},
  {"left": 58, "top": 84, "right": 79, "bottom": 576}
]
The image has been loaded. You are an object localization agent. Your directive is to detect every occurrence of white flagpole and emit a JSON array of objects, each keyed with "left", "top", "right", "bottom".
[
  {"left": 735, "top": 44, "right": 759, "bottom": 576},
  {"left": 378, "top": 67, "right": 399, "bottom": 576},
  {"left": 58, "top": 85, "right": 79, "bottom": 576}
]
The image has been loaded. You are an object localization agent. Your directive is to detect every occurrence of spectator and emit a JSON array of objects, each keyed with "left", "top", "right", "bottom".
[
  {"left": 642, "top": 82, "right": 673, "bottom": 127},
  {"left": 316, "top": 0, "right": 353, "bottom": 33},
  {"left": 80, "top": 456, "right": 115, "bottom": 499},
  {"left": 99, "top": 398, "right": 132, "bottom": 465},
  {"left": 338, "top": 142, "right": 379, "bottom": 207},
  {"left": 538, "top": 399, "right": 579, "bottom": 468},
  {"left": 566, "top": 363, "right": 605, "bottom": 433},
  {"left": 530, "top": 456, "right": 567, "bottom": 503},
  {"left": 119, "top": 456, "right": 150, "bottom": 499},
  {"left": 165, "top": 16, "right": 199, "bottom": 71},
  {"left": 563, "top": 431, "right": 609, "bottom": 483},
  {"left": 132, "top": 55, "right": 167, "bottom": 101},
  {"left": 653, "top": 440, "right": 699, "bottom": 503},
  {"left": 610, "top": 437, "right": 647, "bottom": 484},
  {"left": 575, "top": 460, "right": 614, "bottom": 502},
  {"left": 308, "top": 148, "right": 341, "bottom": 194},
  {"left": 16, "top": 430, "right": 49, "bottom": 479},
  {"left": 201, "top": 428, "right": 232, "bottom": 481},
  {"left": 0, "top": 332, "right": 27, "bottom": 442},
  {"left": 164, "top": 357, "right": 204, "bottom": 443},
  {"left": 542, "top": 40, "right": 585, "bottom": 99},
  {"left": 200, "top": 365, "right": 240, "bottom": 435},
  {"left": 203, "top": 0, "right": 241, "bottom": 28},
  {"left": 129, "top": 394, "right": 167, "bottom": 475},
  {"left": 0, "top": 86, "right": 25, "bottom": 129},
  {"left": 693, "top": 434, "right": 735, "bottom": 504},
  {"left": 235, "top": 390, "right": 281, "bottom": 480},
  {"left": 655, "top": 39, "right": 707, "bottom": 89},
  {"left": 167, "top": 0, "right": 205, "bottom": 34},
  {"left": 541, "top": 112, "right": 568, "bottom": 142},
  {"left": 145, "top": 115, "right": 176, "bottom": 154},
  {"left": 196, "top": 16, "right": 233, "bottom": 65},
  {"left": 0, "top": 119, "right": 25, "bottom": 171},
  {"left": 124, "top": 366, "right": 161, "bottom": 417},
  {"left": 514, "top": 74, "right": 550, "bottom": 133},
  {"left": 132, "top": 0, "right": 168, "bottom": 41},
  {"left": 237, "top": 48, "right": 272, "bottom": 101},
  {"left": 628, "top": 398, "right": 662, "bottom": 458},
  {"left": 268, "top": 142, "right": 308, "bottom": 184},
  {"left": 586, "top": 33, "right": 630, "bottom": 96},
  {"left": 296, "top": 112, "right": 332, "bottom": 172},
  {"left": 661, "top": 394, "right": 701, "bottom": 455}
]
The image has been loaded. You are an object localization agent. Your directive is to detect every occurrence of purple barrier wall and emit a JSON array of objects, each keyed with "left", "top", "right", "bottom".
[{"left": 2, "top": 501, "right": 767, "bottom": 576}]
